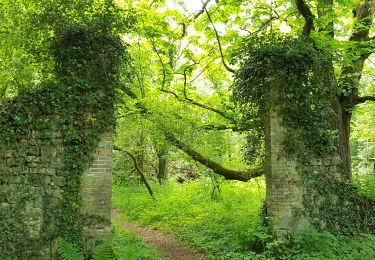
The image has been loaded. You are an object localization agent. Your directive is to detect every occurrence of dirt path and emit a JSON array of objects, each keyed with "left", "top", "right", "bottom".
[{"left": 112, "top": 209, "right": 207, "bottom": 260}]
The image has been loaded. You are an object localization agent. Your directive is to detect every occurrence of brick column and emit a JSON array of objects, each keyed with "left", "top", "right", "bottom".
[
  {"left": 265, "top": 109, "right": 309, "bottom": 239},
  {"left": 264, "top": 80, "right": 343, "bottom": 238},
  {"left": 81, "top": 132, "right": 113, "bottom": 250},
  {"left": 264, "top": 79, "right": 310, "bottom": 239}
]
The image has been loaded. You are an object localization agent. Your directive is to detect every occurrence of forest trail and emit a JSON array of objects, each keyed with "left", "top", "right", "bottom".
[{"left": 112, "top": 209, "right": 208, "bottom": 260}]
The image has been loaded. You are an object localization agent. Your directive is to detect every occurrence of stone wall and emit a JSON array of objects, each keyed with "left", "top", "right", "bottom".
[
  {"left": 264, "top": 84, "right": 374, "bottom": 239},
  {"left": 0, "top": 28, "right": 123, "bottom": 259},
  {"left": 0, "top": 116, "right": 113, "bottom": 259},
  {"left": 0, "top": 126, "right": 65, "bottom": 258}
]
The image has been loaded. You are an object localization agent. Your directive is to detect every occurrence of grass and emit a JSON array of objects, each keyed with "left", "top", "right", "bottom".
[
  {"left": 113, "top": 223, "right": 162, "bottom": 260},
  {"left": 113, "top": 178, "right": 266, "bottom": 259},
  {"left": 113, "top": 178, "right": 375, "bottom": 259}
]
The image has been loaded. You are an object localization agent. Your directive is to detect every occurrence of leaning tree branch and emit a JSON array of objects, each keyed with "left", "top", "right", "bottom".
[
  {"left": 201, "top": 124, "right": 240, "bottom": 131},
  {"left": 354, "top": 95, "right": 375, "bottom": 104},
  {"left": 202, "top": 1, "right": 236, "bottom": 73},
  {"left": 117, "top": 148, "right": 156, "bottom": 200},
  {"left": 295, "top": 0, "right": 315, "bottom": 36},
  {"left": 164, "top": 131, "right": 263, "bottom": 182}
]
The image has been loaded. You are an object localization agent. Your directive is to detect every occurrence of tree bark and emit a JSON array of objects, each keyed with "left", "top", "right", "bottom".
[{"left": 337, "top": 0, "right": 374, "bottom": 180}]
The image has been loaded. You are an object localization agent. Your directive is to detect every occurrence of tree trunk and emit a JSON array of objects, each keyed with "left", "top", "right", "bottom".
[{"left": 156, "top": 145, "right": 168, "bottom": 183}]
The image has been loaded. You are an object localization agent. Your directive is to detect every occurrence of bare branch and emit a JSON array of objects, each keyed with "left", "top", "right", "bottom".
[
  {"left": 201, "top": 124, "right": 240, "bottom": 131},
  {"left": 147, "top": 31, "right": 235, "bottom": 122},
  {"left": 202, "top": 1, "right": 236, "bottom": 73},
  {"left": 181, "top": 68, "right": 236, "bottom": 123},
  {"left": 295, "top": 0, "right": 315, "bottom": 36},
  {"left": 251, "top": 17, "right": 278, "bottom": 34},
  {"left": 149, "top": 37, "right": 168, "bottom": 91},
  {"left": 194, "top": 0, "right": 212, "bottom": 19},
  {"left": 188, "top": 56, "right": 219, "bottom": 84},
  {"left": 171, "top": 112, "right": 239, "bottom": 131}
]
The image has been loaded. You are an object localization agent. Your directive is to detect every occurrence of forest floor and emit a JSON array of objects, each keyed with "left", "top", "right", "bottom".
[{"left": 112, "top": 209, "right": 207, "bottom": 260}]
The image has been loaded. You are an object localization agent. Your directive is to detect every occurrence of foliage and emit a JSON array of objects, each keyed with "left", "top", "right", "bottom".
[
  {"left": 57, "top": 239, "right": 84, "bottom": 260},
  {"left": 58, "top": 226, "right": 162, "bottom": 260},
  {"left": 234, "top": 35, "right": 337, "bottom": 157},
  {"left": 233, "top": 34, "right": 375, "bottom": 234},
  {"left": 112, "top": 224, "right": 163, "bottom": 260},
  {"left": 351, "top": 100, "right": 375, "bottom": 199},
  {"left": 113, "top": 179, "right": 375, "bottom": 259},
  {"left": 0, "top": 1, "right": 129, "bottom": 255},
  {"left": 91, "top": 237, "right": 115, "bottom": 260},
  {"left": 47, "top": 27, "right": 123, "bottom": 248},
  {"left": 113, "top": 179, "right": 267, "bottom": 259},
  {"left": 263, "top": 229, "right": 375, "bottom": 260}
]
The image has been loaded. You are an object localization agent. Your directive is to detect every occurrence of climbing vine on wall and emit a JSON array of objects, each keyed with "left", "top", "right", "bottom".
[
  {"left": 233, "top": 35, "right": 374, "bottom": 234},
  {"left": 51, "top": 27, "right": 125, "bottom": 248},
  {"left": 234, "top": 35, "right": 337, "bottom": 158},
  {"left": 0, "top": 27, "right": 127, "bottom": 258}
]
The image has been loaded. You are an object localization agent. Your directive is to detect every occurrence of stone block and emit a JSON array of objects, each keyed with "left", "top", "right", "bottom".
[
  {"left": 27, "top": 146, "right": 40, "bottom": 156},
  {"left": 41, "top": 145, "right": 57, "bottom": 157},
  {"left": 42, "top": 176, "right": 51, "bottom": 186},
  {"left": 6, "top": 157, "right": 22, "bottom": 167},
  {"left": 2, "top": 150, "right": 13, "bottom": 158},
  {"left": 52, "top": 190, "right": 63, "bottom": 200},
  {"left": 19, "top": 139, "right": 29, "bottom": 147},
  {"left": 332, "top": 156, "right": 341, "bottom": 165},
  {"left": 54, "top": 176, "right": 66, "bottom": 187},
  {"left": 45, "top": 168, "right": 56, "bottom": 175},
  {"left": 0, "top": 200, "right": 10, "bottom": 209}
]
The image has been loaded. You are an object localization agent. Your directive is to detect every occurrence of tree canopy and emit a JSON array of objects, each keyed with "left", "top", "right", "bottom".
[{"left": 1, "top": 0, "right": 374, "bottom": 184}]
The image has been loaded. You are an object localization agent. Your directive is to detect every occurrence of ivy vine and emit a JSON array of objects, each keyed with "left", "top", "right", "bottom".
[
  {"left": 234, "top": 35, "right": 374, "bottom": 235},
  {"left": 234, "top": 35, "right": 337, "bottom": 158},
  {"left": 0, "top": 27, "right": 127, "bottom": 258}
]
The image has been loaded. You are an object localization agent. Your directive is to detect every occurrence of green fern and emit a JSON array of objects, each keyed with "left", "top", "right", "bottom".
[
  {"left": 92, "top": 236, "right": 116, "bottom": 260},
  {"left": 57, "top": 239, "right": 84, "bottom": 260}
]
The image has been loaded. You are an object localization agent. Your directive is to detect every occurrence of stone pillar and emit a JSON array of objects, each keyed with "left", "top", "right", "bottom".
[
  {"left": 81, "top": 132, "right": 113, "bottom": 251},
  {"left": 264, "top": 108, "right": 309, "bottom": 239},
  {"left": 264, "top": 80, "right": 346, "bottom": 238}
]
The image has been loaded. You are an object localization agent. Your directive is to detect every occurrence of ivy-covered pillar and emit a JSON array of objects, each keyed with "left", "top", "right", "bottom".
[
  {"left": 0, "top": 27, "right": 125, "bottom": 259},
  {"left": 264, "top": 81, "right": 310, "bottom": 239},
  {"left": 234, "top": 37, "right": 375, "bottom": 239}
]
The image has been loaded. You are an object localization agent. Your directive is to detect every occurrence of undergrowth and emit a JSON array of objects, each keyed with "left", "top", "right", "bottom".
[
  {"left": 113, "top": 178, "right": 375, "bottom": 259},
  {"left": 112, "top": 224, "right": 162, "bottom": 260},
  {"left": 58, "top": 224, "right": 161, "bottom": 260}
]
